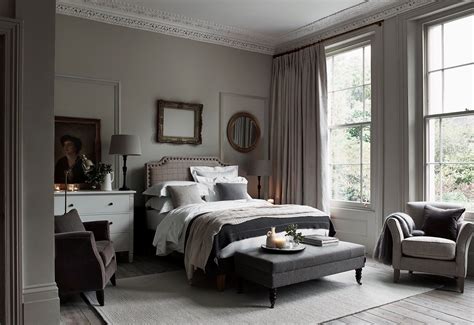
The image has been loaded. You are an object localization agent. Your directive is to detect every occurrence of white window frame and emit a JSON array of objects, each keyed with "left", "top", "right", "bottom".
[
  {"left": 422, "top": 10, "right": 474, "bottom": 206},
  {"left": 325, "top": 31, "right": 382, "bottom": 212}
]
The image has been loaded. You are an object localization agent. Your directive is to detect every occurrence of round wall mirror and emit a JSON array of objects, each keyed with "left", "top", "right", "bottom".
[{"left": 226, "top": 112, "right": 261, "bottom": 153}]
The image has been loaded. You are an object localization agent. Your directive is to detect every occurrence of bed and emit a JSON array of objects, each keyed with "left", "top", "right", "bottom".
[{"left": 144, "top": 156, "right": 335, "bottom": 289}]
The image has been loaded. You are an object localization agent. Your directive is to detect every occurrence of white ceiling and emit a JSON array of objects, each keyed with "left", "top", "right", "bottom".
[
  {"left": 130, "top": 0, "right": 367, "bottom": 38},
  {"left": 56, "top": 0, "right": 433, "bottom": 54}
]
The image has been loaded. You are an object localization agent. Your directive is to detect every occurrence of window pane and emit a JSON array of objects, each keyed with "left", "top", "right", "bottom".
[
  {"left": 362, "top": 126, "right": 371, "bottom": 164},
  {"left": 427, "top": 71, "right": 442, "bottom": 115},
  {"left": 427, "top": 24, "right": 442, "bottom": 71},
  {"left": 331, "top": 165, "right": 361, "bottom": 202},
  {"left": 440, "top": 164, "right": 474, "bottom": 208},
  {"left": 364, "top": 45, "right": 371, "bottom": 84},
  {"left": 330, "top": 127, "right": 361, "bottom": 164},
  {"left": 444, "top": 65, "right": 474, "bottom": 113},
  {"left": 332, "top": 47, "right": 363, "bottom": 91},
  {"left": 426, "top": 118, "right": 441, "bottom": 163},
  {"left": 443, "top": 15, "right": 474, "bottom": 68},
  {"left": 331, "top": 87, "right": 364, "bottom": 125},
  {"left": 327, "top": 57, "right": 333, "bottom": 92},
  {"left": 362, "top": 164, "right": 370, "bottom": 203},
  {"left": 440, "top": 115, "right": 474, "bottom": 163},
  {"left": 429, "top": 164, "right": 442, "bottom": 201},
  {"left": 364, "top": 85, "right": 371, "bottom": 121}
]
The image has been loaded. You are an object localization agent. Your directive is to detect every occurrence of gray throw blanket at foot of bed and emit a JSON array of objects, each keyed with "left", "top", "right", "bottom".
[
  {"left": 373, "top": 212, "right": 424, "bottom": 265},
  {"left": 184, "top": 205, "right": 329, "bottom": 279}
]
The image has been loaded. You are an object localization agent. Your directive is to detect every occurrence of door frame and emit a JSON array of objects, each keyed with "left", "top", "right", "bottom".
[{"left": 1, "top": 17, "right": 22, "bottom": 325}]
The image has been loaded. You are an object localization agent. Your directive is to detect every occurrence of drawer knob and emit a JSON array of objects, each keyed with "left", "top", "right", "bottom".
[
  {"left": 68, "top": 204, "right": 74, "bottom": 207},
  {"left": 108, "top": 202, "right": 114, "bottom": 206}
]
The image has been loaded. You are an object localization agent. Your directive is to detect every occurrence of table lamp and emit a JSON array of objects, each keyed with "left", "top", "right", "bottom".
[
  {"left": 109, "top": 134, "right": 142, "bottom": 190},
  {"left": 246, "top": 160, "right": 272, "bottom": 199}
]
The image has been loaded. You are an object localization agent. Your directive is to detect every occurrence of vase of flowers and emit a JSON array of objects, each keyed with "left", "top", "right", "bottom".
[{"left": 85, "top": 162, "right": 113, "bottom": 190}]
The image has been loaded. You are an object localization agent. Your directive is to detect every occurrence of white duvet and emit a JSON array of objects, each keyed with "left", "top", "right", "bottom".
[{"left": 152, "top": 199, "right": 272, "bottom": 256}]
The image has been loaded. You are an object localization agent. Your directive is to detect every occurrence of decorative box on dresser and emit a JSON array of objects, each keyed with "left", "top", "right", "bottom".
[{"left": 54, "top": 190, "right": 136, "bottom": 262}]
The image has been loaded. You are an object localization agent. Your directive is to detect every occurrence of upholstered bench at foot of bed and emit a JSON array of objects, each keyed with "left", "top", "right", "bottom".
[{"left": 234, "top": 241, "right": 366, "bottom": 308}]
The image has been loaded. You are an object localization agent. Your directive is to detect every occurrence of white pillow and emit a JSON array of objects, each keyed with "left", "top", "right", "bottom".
[
  {"left": 143, "top": 181, "right": 209, "bottom": 197},
  {"left": 145, "top": 197, "right": 174, "bottom": 214},
  {"left": 190, "top": 165, "right": 238, "bottom": 182},
  {"left": 195, "top": 175, "right": 248, "bottom": 201}
]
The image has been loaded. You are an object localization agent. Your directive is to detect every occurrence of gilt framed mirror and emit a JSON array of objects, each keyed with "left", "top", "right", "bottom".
[
  {"left": 157, "top": 100, "right": 203, "bottom": 144},
  {"left": 226, "top": 112, "right": 261, "bottom": 153}
]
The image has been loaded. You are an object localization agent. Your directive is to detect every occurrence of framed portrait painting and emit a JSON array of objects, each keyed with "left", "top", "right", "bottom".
[{"left": 54, "top": 116, "right": 101, "bottom": 185}]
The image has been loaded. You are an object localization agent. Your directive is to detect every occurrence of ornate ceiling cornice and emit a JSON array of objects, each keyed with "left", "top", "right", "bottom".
[
  {"left": 275, "top": 0, "right": 435, "bottom": 54},
  {"left": 56, "top": 0, "right": 276, "bottom": 54},
  {"left": 56, "top": 0, "right": 435, "bottom": 55}
]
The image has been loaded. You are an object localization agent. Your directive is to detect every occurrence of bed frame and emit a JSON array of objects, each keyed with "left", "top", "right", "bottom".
[{"left": 145, "top": 156, "right": 230, "bottom": 290}]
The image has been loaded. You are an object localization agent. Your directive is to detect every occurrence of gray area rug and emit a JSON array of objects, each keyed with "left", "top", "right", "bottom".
[{"left": 85, "top": 266, "right": 438, "bottom": 324}]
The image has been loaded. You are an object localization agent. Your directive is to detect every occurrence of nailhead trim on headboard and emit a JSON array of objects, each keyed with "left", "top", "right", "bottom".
[{"left": 145, "top": 156, "right": 227, "bottom": 189}]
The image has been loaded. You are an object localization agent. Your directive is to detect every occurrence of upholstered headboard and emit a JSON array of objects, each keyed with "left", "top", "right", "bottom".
[{"left": 145, "top": 156, "right": 227, "bottom": 189}]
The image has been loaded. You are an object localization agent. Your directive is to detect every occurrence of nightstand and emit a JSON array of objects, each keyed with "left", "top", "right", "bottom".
[{"left": 54, "top": 190, "right": 136, "bottom": 262}]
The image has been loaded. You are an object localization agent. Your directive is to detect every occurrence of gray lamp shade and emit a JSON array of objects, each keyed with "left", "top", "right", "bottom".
[
  {"left": 109, "top": 135, "right": 142, "bottom": 156},
  {"left": 246, "top": 160, "right": 272, "bottom": 176}
]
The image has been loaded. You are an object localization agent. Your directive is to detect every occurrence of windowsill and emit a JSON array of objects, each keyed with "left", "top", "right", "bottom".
[{"left": 330, "top": 200, "right": 374, "bottom": 212}]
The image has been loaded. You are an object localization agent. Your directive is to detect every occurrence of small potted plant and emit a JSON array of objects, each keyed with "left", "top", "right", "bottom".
[
  {"left": 85, "top": 162, "right": 113, "bottom": 190},
  {"left": 285, "top": 224, "right": 305, "bottom": 247}
]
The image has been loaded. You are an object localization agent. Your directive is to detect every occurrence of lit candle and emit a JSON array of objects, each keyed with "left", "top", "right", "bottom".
[
  {"left": 273, "top": 237, "right": 286, "bottom": 249},
  {"left": 267, "top": 198, "right": 275, "bottom": 204},
  {"left": 54, "top": 185, "right": 60, "bottom": 192}
]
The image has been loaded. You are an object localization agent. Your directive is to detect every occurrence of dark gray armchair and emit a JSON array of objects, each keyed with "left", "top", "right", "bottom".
[{"left": 55, "top": 209, "right": 117, "bottom": 306}]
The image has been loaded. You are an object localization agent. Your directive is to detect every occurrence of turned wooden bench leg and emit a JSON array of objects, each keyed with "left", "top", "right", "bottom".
[
  {"left": 216, "top": 274, "right": 226, "bottom": 291},
  {"left": 269, "top": 288, "right": 277, "bottom": 308},
  {"left": 355, "top": 268, "right": 363, "bottom": 285}
]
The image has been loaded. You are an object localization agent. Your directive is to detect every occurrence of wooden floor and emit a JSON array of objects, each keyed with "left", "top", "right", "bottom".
[{"left": 60, "top": 255, "right": 474, "bottom": 324}]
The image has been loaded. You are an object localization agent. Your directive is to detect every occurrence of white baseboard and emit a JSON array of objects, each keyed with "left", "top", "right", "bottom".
[{"left": 23, "top": 283, "right": 60, "bottom": 325}]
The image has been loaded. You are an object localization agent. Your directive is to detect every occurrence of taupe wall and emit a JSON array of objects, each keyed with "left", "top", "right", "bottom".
[
  {"left": 0, "top": 0, "right": 14, "bottom": 17},
  {"left": 55, "top": 14, "right": 272, "bottom": 200},
  {"left": 15, "top": 0, "right": 60, "bottom": 323}
]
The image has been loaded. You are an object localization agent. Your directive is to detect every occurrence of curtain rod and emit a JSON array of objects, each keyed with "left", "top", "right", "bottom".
[{"left": 273, "top": 20, "right": 383, "bottom": 58}]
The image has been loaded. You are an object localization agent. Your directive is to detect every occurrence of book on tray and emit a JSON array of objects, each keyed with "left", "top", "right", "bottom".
[{"left": 303, "top": 235, "right": 339, "bottom": 246}]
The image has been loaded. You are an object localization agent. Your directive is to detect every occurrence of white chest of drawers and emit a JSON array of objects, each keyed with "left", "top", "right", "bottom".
[{"left": 54, "top": 190, "right": 136, "bottom": 262}]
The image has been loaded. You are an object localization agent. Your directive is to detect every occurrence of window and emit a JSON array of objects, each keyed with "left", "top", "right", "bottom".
[
  {"left": 327, "top": 43, "right": 372, "bottom": 205},
  {"left": 425, "top": 13, "right": 474, "bottom": 210}
]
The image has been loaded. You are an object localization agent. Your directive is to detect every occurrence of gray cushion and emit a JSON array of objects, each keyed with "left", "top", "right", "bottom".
[
  {"left": 235, "top": 242, "right": 365, "bottom": 274},
  {"left": 406, "top": 201, "right": 463, "bottom": 229},
  {"left": 216, "top": 183, "right": 249, "bottom": 200},
  {"left": 168, "top": 184, "right": 204, "bottom": 208},
  {"left": 54, "top": 209, "right": 85, "bottom": 233},
  {"left": 422, "top": 205, "right": 465, "bottom": 241},
  {"left": 402, "top": 236, "right": 456, "bottom": 260}
]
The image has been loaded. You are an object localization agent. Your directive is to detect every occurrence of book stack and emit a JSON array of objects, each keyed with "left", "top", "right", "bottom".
[{"left": 303, "top": 235, "right": 339, "bottom": 246}]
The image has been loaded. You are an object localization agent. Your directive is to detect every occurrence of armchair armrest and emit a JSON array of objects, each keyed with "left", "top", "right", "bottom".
[
  {"left": 387, "top": 218, "right": 404, "bottom": 268},
  {"left": 55, "top": 231, "right": 102, "bottom": 264},
  {"left": 455, "top": 221, "right": 474, "bottom": 277},
  {"left": 83, "top": 220, "right": 111, "bottom": 241}
]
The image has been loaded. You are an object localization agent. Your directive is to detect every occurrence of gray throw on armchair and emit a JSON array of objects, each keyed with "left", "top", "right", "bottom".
[
  {"left": 385, "top": 202, "right": 473, "bottom": 292},
  {"left": 55, "top": 209, "right": 117, "bottom": 306}
]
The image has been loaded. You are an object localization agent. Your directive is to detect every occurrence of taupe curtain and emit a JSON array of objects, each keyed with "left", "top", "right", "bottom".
[{"left": 269, "top": 44, "right": 329, "bottom": 212}]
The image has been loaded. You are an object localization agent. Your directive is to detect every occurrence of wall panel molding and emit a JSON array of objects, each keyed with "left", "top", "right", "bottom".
[
  {"left": 0, "top": 17, "right": 22, "bottom": 325},
  {"left": 55, "top": 74, "right": 122, "bottom": 188}
]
